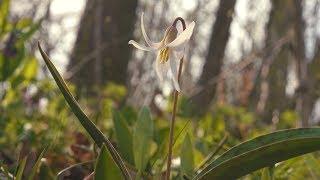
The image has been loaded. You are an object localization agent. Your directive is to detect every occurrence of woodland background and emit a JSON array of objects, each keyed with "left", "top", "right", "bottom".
[{"left": 1, "top": 0, "right": 320, "bottom": 179}]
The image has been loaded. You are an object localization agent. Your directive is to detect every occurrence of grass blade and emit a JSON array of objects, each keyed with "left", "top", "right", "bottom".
[
  {"left": 15, "top": 156, "right": 27, "bottom": 180},
  {"left": 28, "top": 147, "right": 47, "bottom": 180}
]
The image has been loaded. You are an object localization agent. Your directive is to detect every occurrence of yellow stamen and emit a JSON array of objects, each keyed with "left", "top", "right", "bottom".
[{"left": 159, "top": 47, "right": 170, "bottom": 64}]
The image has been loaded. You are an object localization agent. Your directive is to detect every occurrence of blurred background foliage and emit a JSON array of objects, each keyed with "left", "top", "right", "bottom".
[{"left": 1, "top": 0, "right": 320, "bottom": 179}]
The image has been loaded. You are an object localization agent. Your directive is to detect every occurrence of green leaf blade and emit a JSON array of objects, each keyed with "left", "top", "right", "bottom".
[
  {"left": 180, "top": 133, "right": 194, "bottom": 178},
  {"left": 38, "top": 42, "right": 106, "bottom": 147},
  {"left": 133, "top": 107, "right": 154, "bottom": 174},
  {"left": 112, "top": 110, "right": 134, "bottom": 165},
  {"left": 94, "top": 144, "right": 123, "bottom": 180},
  {"left": 15, "top": 156, "right": 27, "bottom": 180},
  {"left": 28, "top": 147, "right": 47, "bottom": 180},
  {"left": 37, "top": 42, "right": 131, "bottom": 179},
  {"left": 195, "top": 128, "right": 320, "bottom": 180}
]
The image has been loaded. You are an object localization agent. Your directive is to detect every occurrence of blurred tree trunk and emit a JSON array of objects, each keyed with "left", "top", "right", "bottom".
[
  {"left": 293, "top": 0, "right": 309, "bottom": 127},
  {"left": 255, "top": 0, "right": 296, "bottom": 122},
  {"left": 308, "top": 40, "right": 320, "bottom": 125},
  {"left": 68, "top": 0, "right": 138, "bottom": 93},
  {"left": 189, "top": 0, "right": 236, "bottom": 115}
]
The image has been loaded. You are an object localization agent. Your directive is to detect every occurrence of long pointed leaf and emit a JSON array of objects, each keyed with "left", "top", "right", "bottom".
[
  {"left": 28, "top": 147, "right": 47, "bottom": 180},
  {"left": 95, "top": 144, "right": 123, "bottom": 180},
  {"left": 180, "top": 133, "right": 194, "bottom": 178},
  {"left": 195, "top": 128, "right": 320, "bottom": 179},
  {"left": 133, "top": 107, "right": 153, "bottom": 175},
  {"left": 112, "top": 110, "right": 134, "bottom": 165},
  {"left": 37, "top": 42, "right": 131, "bottom": 179},
  {"left": 15, "top": 156, "right": 27, "bottom": 180}
]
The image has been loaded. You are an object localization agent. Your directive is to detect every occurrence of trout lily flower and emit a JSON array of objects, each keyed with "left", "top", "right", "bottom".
[{"left": 128, "top": 13, "right": 195, "bottom": 92}]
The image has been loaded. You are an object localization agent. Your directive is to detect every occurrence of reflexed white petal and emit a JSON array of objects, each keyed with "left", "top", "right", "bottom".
[
  {"left": 169, "top": 57, "right": 181, "bottom": 92},
  {"left": 155, "top": 52, "right": 169, "bottom": 82},
  {"left": 141, "top": 13, "right": 163, "bottom": 49},
  {"left": 167, "top": 21, "right": 195, "bottom": 48},
  {"left": 128, "top": 40, "right": 153, "bottom": 51}
]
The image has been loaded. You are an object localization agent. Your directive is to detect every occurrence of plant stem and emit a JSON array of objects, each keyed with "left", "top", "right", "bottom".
[
  {"left": 165, "top": 55, "right": 184, "bottom": 180},
  {"left": 165, "top": 17, "right": 186, "bottom": 180}
]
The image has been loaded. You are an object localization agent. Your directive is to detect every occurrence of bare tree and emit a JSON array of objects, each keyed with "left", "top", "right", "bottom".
[
  {"left": 189, "top": 0, "right": 236, "bottom": 115},
  {"left": 293, "top": 0, "right": 308, "bottom": 126},
  {"left": 254, "top": 0, "right": 297, "bottom": 122},
  {"left": 68, "top": 0, "right": 138, "bottom": 94},
  {"left": 308, "top": 40, "right": 320, "bottom": 125}
]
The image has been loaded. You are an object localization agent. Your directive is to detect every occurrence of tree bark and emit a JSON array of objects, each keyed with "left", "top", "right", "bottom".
[
  {"left": 68, "top": 0, "right": 138, "bottom": 94},
  {"left": 306, "top": 40, "right": 320, "bottom": 125},
  {"left": 189, "top": 0, "right": 236, "bottom": 115},
  {"left": 293, "top": 0, "right": 309, "bottom": 127},
  {"left": 255, "top": 0, "right": 296, "bottom": 122}
]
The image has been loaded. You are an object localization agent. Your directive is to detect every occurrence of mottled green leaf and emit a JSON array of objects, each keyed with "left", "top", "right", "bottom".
[
  {"left": 112, "top": 110, "right": 134, "bottom": 165},
  {"left": 133, "top": 107, "right": 153, "bottom": 174},
  {"left": 195, "top": 128, "right": 320, "bottom": 179},
  {"left": 180, "top": 133, "right": 194, "bottom": 178},
  {"left": 95, "top": 144, "right": 123, "bottom": 180}
]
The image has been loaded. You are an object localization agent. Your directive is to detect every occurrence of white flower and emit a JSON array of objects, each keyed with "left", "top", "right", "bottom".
[{"left": 128, "top": 13, "right": 195, "bottom": 92}]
